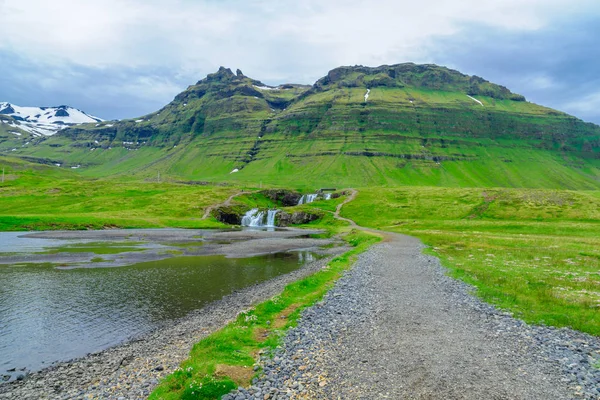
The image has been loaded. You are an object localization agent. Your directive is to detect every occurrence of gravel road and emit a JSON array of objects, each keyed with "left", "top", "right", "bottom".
[{"left": 230, "top": 233, "right": 600, "bottom": 399}]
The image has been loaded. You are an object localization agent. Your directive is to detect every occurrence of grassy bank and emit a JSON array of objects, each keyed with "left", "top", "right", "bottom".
[
  {"left": 149, "top": 230, "right": 380, "bottom": 400},
  {"left": 343, "top": 187, "right": 600, "bottom": 335}
]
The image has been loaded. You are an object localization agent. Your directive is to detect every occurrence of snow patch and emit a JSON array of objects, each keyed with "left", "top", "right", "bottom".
[
  {"left": 466, "top": 95, "right": 484, "bottom": 106},
  {"left": 0, "top": 102, "right": 103, "bottom": 136},
  {"left": 253, "top": 85, "right": 279, "bottom": 91}
]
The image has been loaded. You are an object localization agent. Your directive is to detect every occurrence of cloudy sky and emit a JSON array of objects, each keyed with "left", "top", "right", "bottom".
[{"left": 1, "top": 0, "right": 599, "bottom": 123}]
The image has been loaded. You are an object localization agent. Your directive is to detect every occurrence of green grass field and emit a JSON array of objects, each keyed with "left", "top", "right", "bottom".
[{"left": 2, "top": 159, "right": 599, "bottom": 336}]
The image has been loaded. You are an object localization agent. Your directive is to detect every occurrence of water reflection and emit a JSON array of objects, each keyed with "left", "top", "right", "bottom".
[{"left": 0, "top": 251, "right": 319, "bottom": 380}]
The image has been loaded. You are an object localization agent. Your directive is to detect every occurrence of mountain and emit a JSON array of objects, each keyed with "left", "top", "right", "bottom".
[
  {"left": 0, "top": 102, "right": 103, "bottom": 136},
  {"left": 3, "top": 64, "right": 600, "bottom": 189}
]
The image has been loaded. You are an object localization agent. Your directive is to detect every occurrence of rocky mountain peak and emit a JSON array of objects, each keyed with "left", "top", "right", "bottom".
[{"left": 314, "top": 63, "right": 526, "bottom": 101}]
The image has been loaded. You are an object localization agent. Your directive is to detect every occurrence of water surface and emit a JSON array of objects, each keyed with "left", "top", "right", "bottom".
[{"left": 0, "top": 230, "right": 320, "bottom": 380}]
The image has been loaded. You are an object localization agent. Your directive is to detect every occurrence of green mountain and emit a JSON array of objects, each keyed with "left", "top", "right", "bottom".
[{"left": 3, "top": 63, "right": 600, "bottom": 189}]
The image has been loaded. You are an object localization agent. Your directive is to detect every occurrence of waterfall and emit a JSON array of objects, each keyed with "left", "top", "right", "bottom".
[
  {"left": 297, "top": 194, "right": 318, "bottom": 205},
  {"left": 241, "top": 208, "right": 279, "bottom": 227},
  {"left": 324, "top": 193, "right": 332, "bottom": 200},
  {"left": 241, "top": 209, "right": 265, "bottom": 227},
  {"left": 266, "top": 209, "right": 279, "bottom": 227}
]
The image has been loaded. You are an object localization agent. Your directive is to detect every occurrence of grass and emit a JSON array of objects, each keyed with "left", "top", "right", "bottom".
[
  {"left": 0, "top": 161, "right": 242, "bottom": 231},
  {"left": 342, "top": 186, "right": 600, "bottom": 336},
  {"left": 149, "top": 230, "right": 380, "bottom": 400}
]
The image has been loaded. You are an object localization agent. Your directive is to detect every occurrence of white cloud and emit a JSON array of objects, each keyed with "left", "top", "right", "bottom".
[
  {"left": 563, "top": 91, "right": 600, "bottom": 115},
  {"left": 0, "top": 0, "right": 597, "bottom": 76},
  {"left": 2, "top": 0, "right": 600, "bottom": 121},
  {"left": 524, "top": 75, "right": 561, "bottom": 90}
]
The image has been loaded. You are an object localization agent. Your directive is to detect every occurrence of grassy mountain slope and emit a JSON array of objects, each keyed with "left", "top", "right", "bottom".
[{"left": 4, "top": 64, "right": 600, "bottom": 189}]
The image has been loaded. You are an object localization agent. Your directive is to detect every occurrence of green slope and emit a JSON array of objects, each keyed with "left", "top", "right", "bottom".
[{"left": 4, "top": 63, "right": 600, "bottom": 189}]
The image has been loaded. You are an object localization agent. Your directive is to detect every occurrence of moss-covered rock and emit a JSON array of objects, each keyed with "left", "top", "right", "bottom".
[
  {"left": 260, "top": 189, "right": 302, "bottom": 207},
  {"left": 277, "top": 210, "right": 323, "bottom": 226}
]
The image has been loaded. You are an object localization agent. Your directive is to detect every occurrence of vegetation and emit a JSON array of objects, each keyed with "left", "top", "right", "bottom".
[
  {"left": 0, "top": 157, "right": 243, "bottom": 230},
  {"left": 342, "top": 187, "right": 600, "bottom": 335},
  {"left": 149, "top": 230, "right": 380, "bottom": 400}
]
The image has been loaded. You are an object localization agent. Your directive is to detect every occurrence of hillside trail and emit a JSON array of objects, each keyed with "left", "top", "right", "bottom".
[
  {"left": 309, "top": 189, "right": 573, "bottom": 398},
  {"left": 201, "top": 190, "right": 252, "bottom": 219}
]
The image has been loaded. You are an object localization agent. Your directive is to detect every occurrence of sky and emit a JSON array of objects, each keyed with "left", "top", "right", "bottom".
[{"left": 1, "top": 0, "right": 599, "bottom": 124}]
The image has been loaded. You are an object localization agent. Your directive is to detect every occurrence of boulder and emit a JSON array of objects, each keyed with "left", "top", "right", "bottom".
[
  {"left": 277, "top": 211, "right": 322, "bottom": 226},
  {"left": 211, "top": 205, "right": 249, "bottom": 225},
  {"left": 260, "top": 189, "right": 302, "bottom": 207}
]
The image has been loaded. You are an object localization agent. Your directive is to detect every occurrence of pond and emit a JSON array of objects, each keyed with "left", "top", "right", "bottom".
[{"left": 0, "top": 229, "right": 323, "bottom": 381}]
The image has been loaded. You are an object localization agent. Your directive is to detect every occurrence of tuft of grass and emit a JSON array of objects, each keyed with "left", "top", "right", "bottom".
[{"left": 149, "top": 230, "right": 380, "bottom": 400}]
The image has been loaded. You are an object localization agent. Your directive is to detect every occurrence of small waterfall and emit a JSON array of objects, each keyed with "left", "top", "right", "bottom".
[
  {"left": 241, "top": 209, "right": 265, "bottom": 227},
  {"left": 241, "top": 208, "right": 279, "bottom": 227},
  {"left": 266, "top": 210, "right": 279, "bottom": 227},
  {"left": 297, "top": 194, "right": 318, "bottom": 205},
  {"left": 324, "top": 193, "right": 332, "bottom": 200}
]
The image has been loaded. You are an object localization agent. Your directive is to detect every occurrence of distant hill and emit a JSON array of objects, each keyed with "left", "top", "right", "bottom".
[{"left": 3, "top": 64, "right": 600, "bottom": 189}]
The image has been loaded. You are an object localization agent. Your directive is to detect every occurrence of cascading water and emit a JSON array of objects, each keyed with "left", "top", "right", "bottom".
[
  {"left": 297, "top": 194, "right": 318, "bottom": 205},
  {"left": 241, "top": 209, "right": 265, "bottom": 227},
  {"left": 241, "top": 209, "right": 279, "bottom": 227},
  {"left": 324, "top": 193, "right": 332, "bottom": 200},
  {"left": 266, "top": 210, "right": 279, "bottom": 227}
]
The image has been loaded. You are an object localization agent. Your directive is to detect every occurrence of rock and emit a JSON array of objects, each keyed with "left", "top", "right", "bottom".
[
  {"left": 211, "top": 205, "right": 248, "bottom": 225},
  {"left": 153, "top": 365, "right": 164, "bottom": 371},
  {"left": 277, "top": 211, "right": 322, "bottom": 227},
  {"left": 260, "top": 190, "right": 302, "bottom": 207}
]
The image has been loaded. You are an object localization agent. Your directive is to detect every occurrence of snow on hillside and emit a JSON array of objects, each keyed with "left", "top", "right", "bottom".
[{"left": 0, "top": 102, "right": 103, "bottom": 136}]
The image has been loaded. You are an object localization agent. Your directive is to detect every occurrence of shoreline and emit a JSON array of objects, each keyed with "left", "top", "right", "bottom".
[{"left": 0, "top": 244, "right": 349, "bottom": 400}]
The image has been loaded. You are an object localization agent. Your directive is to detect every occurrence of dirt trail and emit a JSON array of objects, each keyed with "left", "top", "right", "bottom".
[
  {"left": 333, "top": 188, "right": 358, "bottom": 226},
  {"left": 201, "top": 190, "right": 251, "bottom": 219}
]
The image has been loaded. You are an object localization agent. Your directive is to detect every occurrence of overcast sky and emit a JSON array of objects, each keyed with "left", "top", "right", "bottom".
[{"left": 1, "top": 0, "right": 599, "bottom": 124}]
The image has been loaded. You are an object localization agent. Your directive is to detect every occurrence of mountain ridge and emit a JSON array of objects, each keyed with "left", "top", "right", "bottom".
[{"left": 2, "top": 63, "right": 599, "bottom": 189}]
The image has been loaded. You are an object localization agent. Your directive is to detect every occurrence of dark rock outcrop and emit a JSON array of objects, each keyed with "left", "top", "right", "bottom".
[
  {"left": 277, "top": 211, "right": 322, "bottom": 226},
  {"left": 260, "top": 189, "right": 302, "bottom": 207},
  {"left": 211, "top": 205, "right": 249, "bottom": 225}
]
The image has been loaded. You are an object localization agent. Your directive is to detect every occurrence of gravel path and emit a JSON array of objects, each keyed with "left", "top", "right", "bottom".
[{"left": 230, "top": 233, "right": 600, "bottom": 399}]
